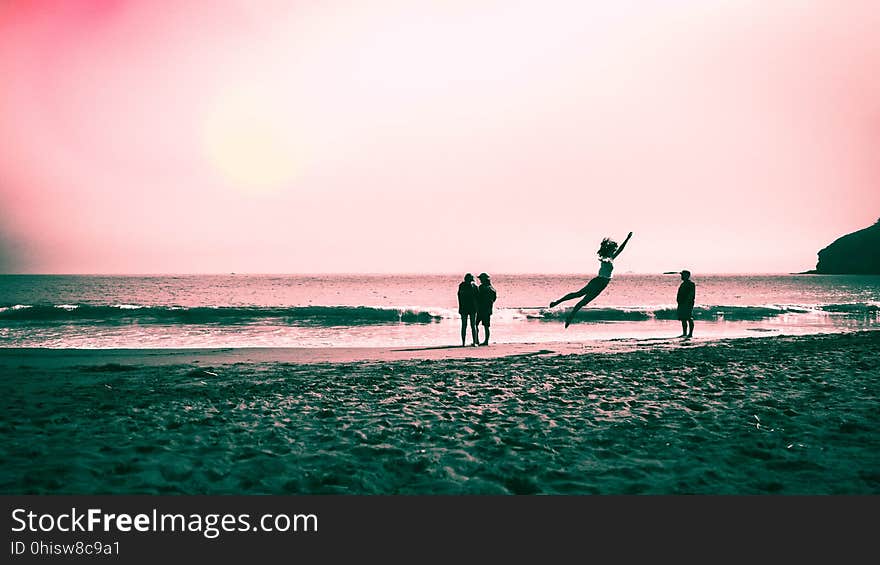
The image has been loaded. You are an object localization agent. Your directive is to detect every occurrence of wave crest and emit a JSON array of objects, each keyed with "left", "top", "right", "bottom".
[
  {"left": 529, "top": 303, "right": 879, "bottom": 322},
  {"left": 0, "top": 305, "right": 445, "bottom": 326},
  {"left": 2, "top": 302, "right": 877, "bottom": 326}
]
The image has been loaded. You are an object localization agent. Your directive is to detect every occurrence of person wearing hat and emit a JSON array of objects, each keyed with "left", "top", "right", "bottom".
[
  {"left": 475, "top": 273, "right": 497, "bottom": 346},
  {"left": 677, "top": 270, "right": 696, "bottom": 338},
  {"left": 457, "top": 273, "right": 480, "bottom": 347}
]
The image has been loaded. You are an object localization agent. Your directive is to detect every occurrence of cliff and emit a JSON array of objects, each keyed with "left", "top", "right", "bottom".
[{"left": 810, "top": 219, "right": 880, "bottom": 274}]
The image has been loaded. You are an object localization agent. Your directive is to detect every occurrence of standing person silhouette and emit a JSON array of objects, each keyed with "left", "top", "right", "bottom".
[
  {"left": 677, "top": 270, "right": 696, "bottom": 338},
  {"left": 549, "top": 231, "right": 633, "bottom": 328},
  {"left": 457, "top": 273, "right": 480, "bottom": 347},
  {"left": 476, "top": 273, "right": 497, "bottom": 346}
]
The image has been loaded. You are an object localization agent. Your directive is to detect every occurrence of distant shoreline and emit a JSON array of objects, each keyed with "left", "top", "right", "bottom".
[{"left": 794, "top": 270, "right": 880, "bottom": 275}]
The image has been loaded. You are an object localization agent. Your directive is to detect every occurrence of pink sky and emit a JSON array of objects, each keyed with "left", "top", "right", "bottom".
[{"left": 1, "top": 0, "right": 879, "bottom": 274}]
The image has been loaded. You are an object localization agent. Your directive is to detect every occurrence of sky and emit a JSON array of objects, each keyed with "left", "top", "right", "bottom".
[{"left": 1, "top": 0, "right": 879, "bottom": 274}]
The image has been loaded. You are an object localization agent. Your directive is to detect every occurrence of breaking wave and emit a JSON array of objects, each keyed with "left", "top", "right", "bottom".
[
  {"left": 526, "top": 303, "right": 879, "bottom": 322},
  {"left": 1, "top": 302, "right": 877, "bottom": 326},
  {"left": 0, "top": 304, "right": 446, "bottom": 326}
]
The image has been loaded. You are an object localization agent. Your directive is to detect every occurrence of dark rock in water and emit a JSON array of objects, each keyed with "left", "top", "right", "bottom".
[
  {"left": 186, "top": 368, "right": 218, "bottom": 378},
  {"left": 81, "top": 363, "right": 137, "bottom": 373},
  {"left": 809, "top": 218, "right": 880, "bottom": 274}
]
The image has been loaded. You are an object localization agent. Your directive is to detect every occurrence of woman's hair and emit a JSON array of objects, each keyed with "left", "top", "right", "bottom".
[{"left": 597, "top": 238, "right": 618, "bottom": 258}]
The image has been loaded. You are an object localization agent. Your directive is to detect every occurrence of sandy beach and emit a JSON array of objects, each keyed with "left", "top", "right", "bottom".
[{"left": 1, "top": 330, "right": 878, "bottom": 494}]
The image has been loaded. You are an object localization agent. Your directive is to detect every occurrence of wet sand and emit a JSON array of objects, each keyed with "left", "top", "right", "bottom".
[
  {"left": 1, "top": 331, "right": 878, "bottom": 494},
  {"left": 0, "top": 338, "right": 650, "bottom": 367}
]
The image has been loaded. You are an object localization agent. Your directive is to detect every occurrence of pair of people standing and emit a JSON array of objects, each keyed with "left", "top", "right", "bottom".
[{"left": 457, "top": 272, "right": 497, "bottom": 346}]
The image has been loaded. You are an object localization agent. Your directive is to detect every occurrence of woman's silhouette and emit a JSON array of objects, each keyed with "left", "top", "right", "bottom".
[{"left": 549, "top": 231, "right": 633, "bottom": 328}]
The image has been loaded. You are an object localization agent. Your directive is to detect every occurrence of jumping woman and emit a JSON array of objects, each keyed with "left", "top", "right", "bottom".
[{"left": 549, "top": 231, "right": 633, "bottom": 328}]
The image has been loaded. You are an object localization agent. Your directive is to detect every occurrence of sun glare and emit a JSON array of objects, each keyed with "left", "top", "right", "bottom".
[{"left": 202, "top": 87, "right": 299, "bottom": 193}]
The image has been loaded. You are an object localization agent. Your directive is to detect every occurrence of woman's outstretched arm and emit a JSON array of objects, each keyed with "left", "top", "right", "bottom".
[{"left": 612, "top": 232, "right": 633, "bottom": 259}]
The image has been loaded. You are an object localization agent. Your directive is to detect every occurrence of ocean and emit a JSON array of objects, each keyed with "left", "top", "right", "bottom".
[
  {"left": 2, "top": 274, "right": 878, "bottom": 348},
  {"left": 3, "top": 276, "right": 879, "bottom": 496}
]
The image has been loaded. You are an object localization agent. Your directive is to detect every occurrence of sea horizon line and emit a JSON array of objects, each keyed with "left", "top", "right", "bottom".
[{"left": 0, "top": 270, "right": 841, "bottom": 277}]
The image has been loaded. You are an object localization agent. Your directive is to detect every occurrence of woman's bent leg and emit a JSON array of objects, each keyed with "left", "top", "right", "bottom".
[{"left": 564, "top": 279, "right": 608, "bottom": 327}]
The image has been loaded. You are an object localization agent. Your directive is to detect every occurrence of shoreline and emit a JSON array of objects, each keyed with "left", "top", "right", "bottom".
[
  {"left": 0, "top": 340, "right": 638, "bottom": 367},
  {"left": 1, "top": 328, "right": 877, "bottom": 368}
]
